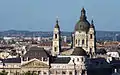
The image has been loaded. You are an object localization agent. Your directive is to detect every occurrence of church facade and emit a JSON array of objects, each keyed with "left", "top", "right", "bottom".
[{"left": 72, "top": 8, "right": 96, "bottom": 54}]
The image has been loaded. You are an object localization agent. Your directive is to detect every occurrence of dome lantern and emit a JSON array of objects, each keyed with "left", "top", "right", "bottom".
[
  {"left": 90, "top": 19, "right": 95, "bottom": 28},
  {"left": 54, "top": 17, "right": 60, "bottom": 29}
]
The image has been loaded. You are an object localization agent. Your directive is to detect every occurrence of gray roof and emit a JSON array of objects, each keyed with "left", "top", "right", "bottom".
[
  {"left": 110, "top": 59, "right": 120, "bottom": 68},
  {"left": 51, "top": 57, "right": 71, "bottom": 64},
  {"left": 87, "top": 58, "right": 111, "bottom": 69},
  {"left": 0, "top": 58, "right": 21, "bottom": 63},
  {"left": 23, "top": 46, "right": 50, "bottom": 60},
  {"left": 71, "top": 47, "right": 87, "bottom": 56}
]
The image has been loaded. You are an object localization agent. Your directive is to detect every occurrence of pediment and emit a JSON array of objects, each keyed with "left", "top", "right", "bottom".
[{"left": 22, "top": 59, "right": 49, "bottom": 68}]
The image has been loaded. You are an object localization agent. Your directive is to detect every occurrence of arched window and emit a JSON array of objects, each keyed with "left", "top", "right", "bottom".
[
  {"left": 69, "top": 71, "right": 72, "bottom": 75},
  {"left": 90, "top": 48, "right": 92, "bottom": 53},
  {"left": 77, "top": 58, "right": 79, "bottom": 61},
  {"left": 78, "top": 39, "right": 80, "bottom": 45},
  {"left": 86, "top": 39, "right": 88, "bottom": 46},
  {"left": 82, "top": 39, "right": 84, "bottom": 45},
  {"left": 54, "top": 47, "right": 57, "bottom": 52},
  {"left": 55, "top": 34, "right": 57, "bottom": 39},
  {"left": 62, "top": 71, "right": 66, "bottom": 74},
  {"left": 43, "top": 72, "right": 47, "bottom": 75},
  {"left": 90, "top": 34, "right": 92, "bottom": 39},
  {"left": 81, "top": 57, "right": 84, "bottom": 61},
  {"left": 76, "top": 39, "right": 77, "bottom": 44}
]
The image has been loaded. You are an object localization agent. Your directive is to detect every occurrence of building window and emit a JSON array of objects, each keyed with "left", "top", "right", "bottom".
[
  {"left": 38, "top": 71, "right": 41, "bottom": 74},
  {"left": 76, "top": 39, "right": 77, "bottom": 44},
  {"left": 90, "top": 34, "right": 92, "bottom": 39},
  {"left": 43, "top": 58, "right": 47, "bottom": 61},
  {"left": 43, "top": 72, "right": 47, "bottom": 75},
  {"left": 62, "top": 71, "right": 66, "bottom": 74},
  {"left": 55, "top": 34, "right": 57, "bottom": 39},
  {"left": 90, "top": 48, "right": 92, "bottom": 53},
  {"left": 86, "top": 39, "right": 88, "bottom": 46},
  {"left": 50, "top": 71, "right": 54, "bottom": 74},
  {"left": 56, "top": 71, "right": 61, "bottom": 74},
  {"left": 78, "top": 39, "right": 80, "bottom": 45},
  {"left": 77, "top": 58, "right": 79, "bottom": 61},
  {"left": 82, "top": 39, "right": 84, "bottom": 45},
  {"left": 81, "top": 57, "right": 83, "bottom": 61},
  {"left": 69, "top": 71, "right": 72, "bottom": 75},
  {"left": 54, "top": 47, "right": 57, "bottom": 52}
]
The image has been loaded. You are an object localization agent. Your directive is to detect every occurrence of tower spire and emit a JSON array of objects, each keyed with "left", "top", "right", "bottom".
[
  {"left": 55, "top": 16, "right": 59, "bottom": 28},
  {"left": 90, "top": 19, "right": 95, "bottom": 28},
  {"left": 91, "top": 16, "right": 94, "bottom": 24},
  {"left": 81, "top": 7, "right": 86, "bottom": 14},
  {"left": 56, "top": 16, "right": 59, "bottom": 25},
  {"left": 91, "top": 19, "right": 94, "bottom": 25},
  {"left": 80, "top": 7, "right": 87, "bottom": 21},
  {"left": 52, "top": 17, "right": 61, "bottom": 56}
]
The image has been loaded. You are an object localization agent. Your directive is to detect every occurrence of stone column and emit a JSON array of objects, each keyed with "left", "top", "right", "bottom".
[
  {"left": 54, "top": 70, "right": 56, "bottom": 75},
  {"left": 72, "top": 70, "right": 74, "bottom": 75},
  {"left": 8, "top": 72, "right": 10, "bottom": 75},
  {"left": 42, "top": 57, "right": 43, "bottom": 61},
  {"left": 41, "top": 71, "right": 43, "bottom": 75}
]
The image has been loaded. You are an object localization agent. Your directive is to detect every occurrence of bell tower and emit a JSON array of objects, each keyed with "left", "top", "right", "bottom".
[
  {"left": 88, "top": 19, "right": 96, "bottom": 54},
  {"left": 52, "top": 18, "right": 61, "bottom": 56}
]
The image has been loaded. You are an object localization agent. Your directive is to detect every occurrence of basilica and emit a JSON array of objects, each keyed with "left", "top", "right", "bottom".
[{"left": 0, "top": 8, "right": 114, "bottom": 75}]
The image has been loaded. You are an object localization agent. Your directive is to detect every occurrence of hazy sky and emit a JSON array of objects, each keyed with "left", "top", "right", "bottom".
[{"left": 0, "top": 0, "right": 119, "bottom": 31}]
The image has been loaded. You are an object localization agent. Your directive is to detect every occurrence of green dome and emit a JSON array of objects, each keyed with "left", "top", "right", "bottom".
[
  {"left": 75, "top": 8, "right": 90, "bottom": 32},
  {"left": 75, "top": 20, "right": 90, "bottom": 32}
]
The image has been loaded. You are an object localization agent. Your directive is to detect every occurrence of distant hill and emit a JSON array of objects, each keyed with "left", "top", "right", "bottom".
[
  {"left": 0, "top": 30, "right": 72, "bottom": 37},
  {"left": 0, "top": 30, "right": 120, "bottom": 41}
]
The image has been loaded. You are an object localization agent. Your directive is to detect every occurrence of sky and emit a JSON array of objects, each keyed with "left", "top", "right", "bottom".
[{"left": 0, "top": 0, "right": 119, "bottom": 31}]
